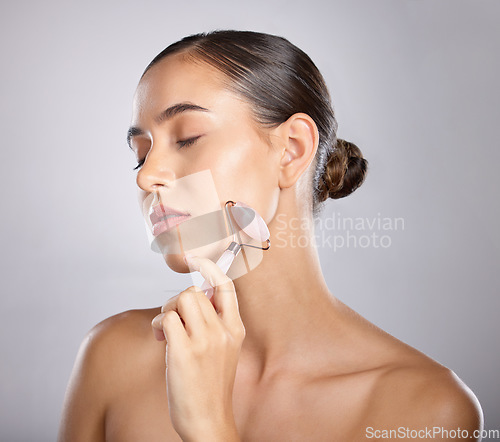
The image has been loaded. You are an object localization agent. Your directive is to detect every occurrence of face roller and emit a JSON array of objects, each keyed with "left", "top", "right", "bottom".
[{"left": 198, "top": 200, "right": 271, "bottom": 299}]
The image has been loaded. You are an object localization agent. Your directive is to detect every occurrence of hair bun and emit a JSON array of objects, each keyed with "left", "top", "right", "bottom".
[{"left": 318, "top": 138, "right": 368, "bottom": 201}]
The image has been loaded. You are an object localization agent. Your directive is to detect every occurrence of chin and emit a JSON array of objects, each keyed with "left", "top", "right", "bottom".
[
  {"left": 163, "top": 253, "right": 190, "bottom": 273},
  {"left": 161, "top": 239, "right": 230, "bottom": 274}
]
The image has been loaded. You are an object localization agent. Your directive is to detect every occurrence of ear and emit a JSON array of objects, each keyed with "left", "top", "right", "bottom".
[{"left": 273, "top": 113, "right": 319, "bottom": 189}]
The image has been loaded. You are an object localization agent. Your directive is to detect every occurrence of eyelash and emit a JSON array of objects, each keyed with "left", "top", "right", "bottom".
[{"left": 132, "top": 136, "right": 201, "bottom": 171}]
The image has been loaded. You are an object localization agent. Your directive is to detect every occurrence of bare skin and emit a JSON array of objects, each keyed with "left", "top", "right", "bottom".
[{"left": 58, "top": 53, "right": 483, "bottom": 441}]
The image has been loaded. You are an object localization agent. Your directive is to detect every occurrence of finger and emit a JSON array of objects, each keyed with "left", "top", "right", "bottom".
[
  {"left": 165, "top": 288, "right": 229, "bottom": 332},
  {"left": 184, "top": 255, "right": 242, "bottom": 330},
  {"left": 192, "top": 288, "right": 224, "bottom": 326},
  {"left": 160, "top": 288, "right": 207, "bottom": 338},
  {"left": 161, "top": 310, "right": 190, "bottom": 349},
  {"left": 160, "top": 284, "right": 205, "bottom": 313},
  {"left": 151, "top": 313, "right": 167, "bottom": 341}
]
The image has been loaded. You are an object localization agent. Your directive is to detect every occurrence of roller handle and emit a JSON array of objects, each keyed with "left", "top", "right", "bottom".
[{"left": 200, "top": 249, "right": 236, "bottom": 300}]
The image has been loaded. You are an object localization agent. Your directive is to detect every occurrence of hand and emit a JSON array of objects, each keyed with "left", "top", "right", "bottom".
[{"left": 151, "top": 254, "right": 245, "bottom": 441}]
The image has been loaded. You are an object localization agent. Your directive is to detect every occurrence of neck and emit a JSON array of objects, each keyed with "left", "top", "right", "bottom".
[{"left": 227, "top": 206, "right": 340, "bottom": 381}]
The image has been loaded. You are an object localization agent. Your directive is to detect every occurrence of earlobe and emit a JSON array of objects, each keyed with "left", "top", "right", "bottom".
[{"left": 278, "top": 113, "right": 319, "bottom": 189}]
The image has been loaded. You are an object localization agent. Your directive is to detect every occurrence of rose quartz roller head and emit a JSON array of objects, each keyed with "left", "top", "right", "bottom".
[{"left": 199, "top": 201, "right": 271, "bottom": 299}]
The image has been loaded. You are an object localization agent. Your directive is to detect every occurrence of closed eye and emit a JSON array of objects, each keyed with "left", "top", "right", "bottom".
[
  {"left": 132, "top": 135, "right": 203, "bottom": 171},
  {"left": 178, "top": 135, "right": 202, "bottom": 148}
]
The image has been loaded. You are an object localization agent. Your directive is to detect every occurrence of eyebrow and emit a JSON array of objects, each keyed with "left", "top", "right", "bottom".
[{"left": 127, "top": 102, "right": 210, "bottom": 150}]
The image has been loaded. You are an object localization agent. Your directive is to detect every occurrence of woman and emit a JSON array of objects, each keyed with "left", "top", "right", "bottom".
[{"left": 58, "top": 30, "right": 483, "bottom": 441}]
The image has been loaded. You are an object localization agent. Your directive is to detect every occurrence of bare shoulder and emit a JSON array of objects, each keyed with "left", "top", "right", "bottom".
[
  {"left": 80, "top": 307, "right": 164, "bottom": 387},
  {"left": 58, "top": 308, "right": 162, "bottom": 442},
  {"left": 81, "top": 307, "right": 161, "bottom": 368},
  {"left": 362, "top": 360, "right": 484, "bottom": 439},
  {"left": 328, "top": 301, "right": 483, "bottom": 440},
  {"left": 88, "top": 307, "right": 161, "bottom": 348}
]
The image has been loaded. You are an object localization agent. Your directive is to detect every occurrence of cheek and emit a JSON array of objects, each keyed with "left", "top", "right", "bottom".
[{"left": 208, "top": 139, "right": 280, "bottom": 225}]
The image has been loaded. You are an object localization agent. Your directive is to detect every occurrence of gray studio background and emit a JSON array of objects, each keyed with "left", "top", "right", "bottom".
[{"left": 1, "top": 0, "right": 499, "bottom": 440}]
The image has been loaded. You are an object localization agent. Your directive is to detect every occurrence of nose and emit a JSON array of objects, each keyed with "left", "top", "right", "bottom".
[{"left": 136, "top": 149, "right": 177, "bottom": 193}]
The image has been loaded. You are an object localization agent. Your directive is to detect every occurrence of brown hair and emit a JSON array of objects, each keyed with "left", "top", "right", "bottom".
[{"left": 142, "top": 30, "right": 368, "bottom": 217}]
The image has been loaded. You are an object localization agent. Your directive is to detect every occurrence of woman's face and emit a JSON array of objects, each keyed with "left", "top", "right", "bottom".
[{"left": 129, "top": 53, "right": 281, "bottom": 271}]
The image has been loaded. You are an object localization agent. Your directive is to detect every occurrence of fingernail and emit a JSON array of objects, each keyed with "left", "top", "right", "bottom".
[
  {"left": 152, "top": 313, "right": 165, "bottom": 328},
  {"left": 153, "top": 327, "right": 165, "bottom": 342}
]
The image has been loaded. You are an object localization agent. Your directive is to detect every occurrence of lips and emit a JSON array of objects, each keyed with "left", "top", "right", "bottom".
[{"left": 149, "top": 204, "right": 191, "bottom": 237}]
